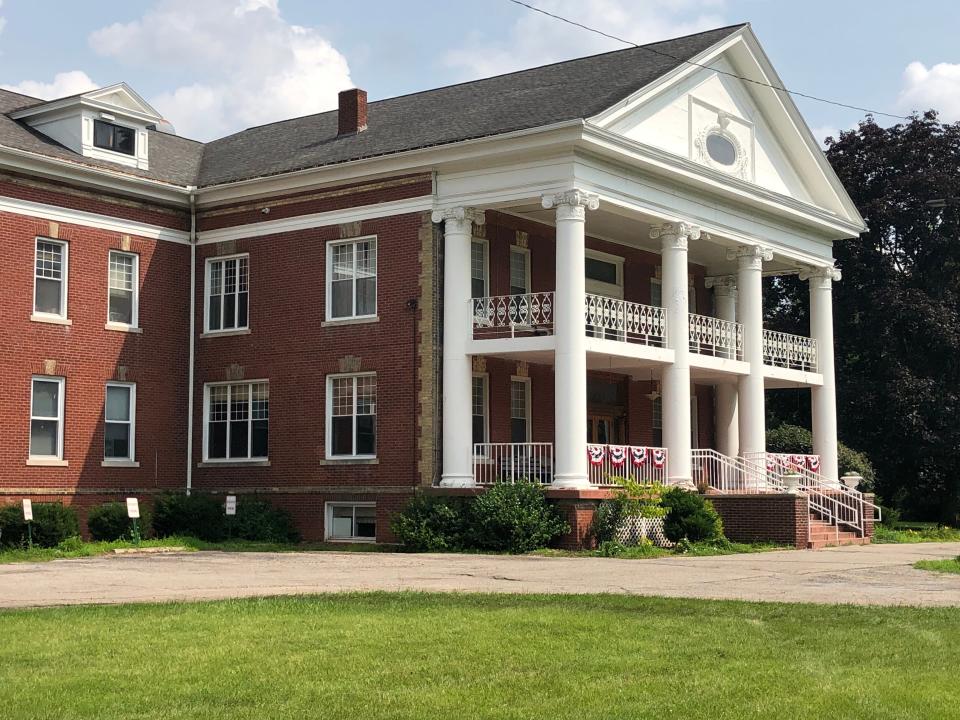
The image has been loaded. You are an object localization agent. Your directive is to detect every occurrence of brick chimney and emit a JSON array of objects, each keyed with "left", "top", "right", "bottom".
[{"left": 338, "top": 88, "right": 368, "bottom": 135}]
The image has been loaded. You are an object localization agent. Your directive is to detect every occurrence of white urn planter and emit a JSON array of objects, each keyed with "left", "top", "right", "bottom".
[
  {"left": 782, "top": 473, "right": 801, "bottom": 494},
  {"left": 841, "top": 474, "right": 862, "bottom": 490}
]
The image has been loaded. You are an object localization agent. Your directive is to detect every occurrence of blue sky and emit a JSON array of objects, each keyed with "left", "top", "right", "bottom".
[{"left": 2, "top": 0, "right": 959, "bottom": 142}]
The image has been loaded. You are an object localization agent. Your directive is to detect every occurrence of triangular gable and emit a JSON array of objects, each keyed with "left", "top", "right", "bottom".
[
  {"left": 82, "top": 83, "right": 162, "bottom": 121},
  {"left": 589, "top": 26, "right": 864, "bottom": 230}
]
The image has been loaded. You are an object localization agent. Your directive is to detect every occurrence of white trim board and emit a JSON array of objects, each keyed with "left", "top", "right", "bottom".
[
  {"left": 197, "top": 196, "right": 432, "bottom": 245},
  {"left": 0, "top": 194, "right": 190, "bottom": 244}
]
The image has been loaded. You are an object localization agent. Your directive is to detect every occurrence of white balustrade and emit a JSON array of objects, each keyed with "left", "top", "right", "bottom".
[
  {"left": 688, "top": 313, "right": 743, "bottom": 360},
  {"left": 584, "top": 294, "right": 666, "bottom": 347},
  {"left": 473, "top": 443, "right": 553, "bottom": 485},
  {"left": 692, "top": 448, "right": 780, "bottom": 493},
  {"left": 471, "top": 293, "right": 554, "bottom": 339},
  {"left": 762, "top": 330, "right": 818, "bottom": 372},
  {"left": 587, "top": 445, "right": 668, "bottom": 486}
]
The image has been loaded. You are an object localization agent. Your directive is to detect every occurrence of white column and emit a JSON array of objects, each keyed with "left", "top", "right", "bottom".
[
  {"left": 434, "top": 207, "right": 485, "bottom": 487},
  {"left": 802, "top": 265, "right": 842, "bottom": 484},
  {"left": 729, "top": 245, "right": 772, "bottom": 458},
  {"left": 706, "top": 275, "right": 739, "bottom": 457},
  {"left": 650, "top": 222, "right": 700, "bottom": 484},
  {"left": 542, "top": 189, "right": 598, "bottom": 488}
]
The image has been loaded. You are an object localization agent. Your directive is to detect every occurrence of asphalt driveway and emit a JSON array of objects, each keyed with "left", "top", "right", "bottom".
[{"left": 1, "top": 542, "right": 959, "bottom": 609}]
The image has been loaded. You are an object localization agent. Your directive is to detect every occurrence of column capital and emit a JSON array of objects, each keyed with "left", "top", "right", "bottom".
[
  {"left": 726, "top": 244, "right": 773, "bottom": 270},
  {"left": 541, "top": 189, "right": 599, "bottom": 221},
  {"left": 799, "top": 265, "right": 842, "bottom": 288},
  {"left": 704, "top": 274, "right": 737, "bottom": 298},
  {"left": 431, "top": 207, "right": 485, "bottom": 234},
  {"left": 649, "top": 221, "right": 701, "bottom": 251}
]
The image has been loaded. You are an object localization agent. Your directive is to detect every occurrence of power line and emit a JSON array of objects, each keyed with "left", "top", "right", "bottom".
[{"left": 506, "top": 0, "right": 909, "bottom": 120}]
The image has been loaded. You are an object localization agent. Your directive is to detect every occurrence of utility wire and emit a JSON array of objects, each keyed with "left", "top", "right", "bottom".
[{"left": 507, "top": 0, "right": 909, "bottom": 120}]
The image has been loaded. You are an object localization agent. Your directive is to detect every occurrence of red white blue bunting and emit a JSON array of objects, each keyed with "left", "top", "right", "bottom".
[
  {"left": 609, "top": 445, "right": 627, "bottom": 467},
  {"left": 651, "top": 448, "right": 667, "bottom": 468},
  {"left": 587, "top": 445, "right": 605, "bottom": 466},
  {"left": 630, "top": 446, "right": 647, "bottom": 467}
]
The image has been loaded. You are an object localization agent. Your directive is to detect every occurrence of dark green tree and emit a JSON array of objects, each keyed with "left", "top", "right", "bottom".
[{"left": 765, "top": 111, "right": 960, "bottom": 523}]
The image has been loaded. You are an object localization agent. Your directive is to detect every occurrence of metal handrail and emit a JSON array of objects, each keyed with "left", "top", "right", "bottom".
[
  {"left": 691, "top": 448, "right": 782, "bottom": 494},
  {"left": 473, "top": 442, "right": 553, "bottom": 484}
]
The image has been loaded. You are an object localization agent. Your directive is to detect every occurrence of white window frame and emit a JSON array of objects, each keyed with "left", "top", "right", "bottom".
[
  {"left": 510, "top": 375, "right": 532, "bottom": 443},
  {"left": 29, "top": 376, "right": 65, "bottom": 461},
  {"left": 201, "top": 379, "right": 269, "bottom": 462},
  {"left": 325, "top": 236, "right": 378, "bottom": 321},
  {"left": 324, "top": 501, "right": 377, "bottom": 542},
  {"left": 92, "top": 119, "right": 137, "bottom": 157},
  {"left": 32, "top": 238, "right": 68, "bottom": 320},
  {"left": 204, "top": 254, "right": 250, "bottom": 334},
  {"left": 472, "top": 372, "right": 489, "bottom": 450},
  {"left": 585, "top": 248, "right": 624, "bottom": 299},
  {"left": 470, "top": 237, "right": 489, "bottom": 299},
  {"left": 325, "top": 372, "right": 377, "bottom": 460},
  {"left": 509, "top": 245, "right": 531, "bottom": 296},
  {"left": 651, "top": 276, "right": 696, "bottom": 312},
  {"left": 104, "top": 382, "right": 136, "bottom": 462},
  {"left": 106, "top": 250, "right": 139, "bottom": 329}
]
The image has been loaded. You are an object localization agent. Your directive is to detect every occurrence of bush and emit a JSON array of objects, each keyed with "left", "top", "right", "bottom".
[
  {"left": 0, "top": 502, "right": 79, "bottom": 548},
  {"left": 152, "top": 493, "right": 226, "bottom": 541},
  {"left": 230, "top": 497, "right": 300, "bottom": 543},
  {"left": 467, "top": 481, "right": 569, "bottom": 553},
  {"left": 87, "top": 502, "right": 150, "bottom": 542},
  {"left": 391, "top": 494, "right": 471, "bottom": 552},
  {"left": 767, "top": 424, "right": 876, "bottom": 489},
  {"left": 660, "top": 487, "right": 723, "bottom": 543}
]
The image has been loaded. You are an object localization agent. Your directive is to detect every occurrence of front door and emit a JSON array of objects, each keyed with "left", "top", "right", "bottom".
[{"left": 588, "top": 414, "right": 622, "bottom": 444}]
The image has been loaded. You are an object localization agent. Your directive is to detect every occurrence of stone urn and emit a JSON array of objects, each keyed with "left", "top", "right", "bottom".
[
  {"left": 841, "top": 473, "right": 862, "bottom": 490},
  {"left": 782, "top": 473, "right": 801, "bottom": 494}
]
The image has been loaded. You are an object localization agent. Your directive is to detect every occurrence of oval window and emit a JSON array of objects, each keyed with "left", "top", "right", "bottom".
[{"left": 706, "top": 133, "right": 737, "bottom": 166}]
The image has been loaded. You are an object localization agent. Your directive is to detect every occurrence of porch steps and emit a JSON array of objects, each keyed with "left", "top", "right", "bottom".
[{"left": 807, "top": 516, "right": 870, "bottom": 549}]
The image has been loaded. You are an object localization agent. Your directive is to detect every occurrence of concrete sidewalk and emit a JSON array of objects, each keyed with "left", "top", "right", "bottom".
[{"left": 1, "top": 542, "right": 959, "bottom": 609}]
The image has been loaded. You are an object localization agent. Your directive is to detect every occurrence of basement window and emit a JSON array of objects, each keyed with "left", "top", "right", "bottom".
[
  {"left": 93, "top": 120, "right": 136, "bottom": 156},
  {"left": 325, "top": 502, "right": 376, "bottom": 541}
]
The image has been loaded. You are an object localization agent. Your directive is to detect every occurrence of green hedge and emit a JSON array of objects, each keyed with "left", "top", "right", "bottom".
[
  {"left": 152, "top": 493, "right": 299, "bottom": 543},
  {"left": 87, "top": 502, "right": 150, "bottom": 542},
  {"left": 660, "top": 487, "right": 723, "bottom": 543},
  {"left": 0, "top": 502, "right": 79, "bottom": 548}
]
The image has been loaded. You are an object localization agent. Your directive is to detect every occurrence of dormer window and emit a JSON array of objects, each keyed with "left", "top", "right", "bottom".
[{"left": 93, "top": 120, "right": 136, "bottom": 156}]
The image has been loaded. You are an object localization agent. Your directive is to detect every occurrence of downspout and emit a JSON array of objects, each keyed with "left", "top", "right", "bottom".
[{"left": 186, "top": 187, "right": 197, "bottom": 496}]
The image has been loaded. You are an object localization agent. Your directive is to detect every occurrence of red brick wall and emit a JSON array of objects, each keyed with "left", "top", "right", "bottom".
[{"left": 708, "top": 494, "right": 810, "bottom": 549}]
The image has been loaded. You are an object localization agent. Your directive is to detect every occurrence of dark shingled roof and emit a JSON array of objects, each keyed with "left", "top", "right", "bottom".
[{"left": 0, "top": 24, "right": 745, "bottom": 190}]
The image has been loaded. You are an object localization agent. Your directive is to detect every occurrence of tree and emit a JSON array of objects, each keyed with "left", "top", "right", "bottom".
[{"left": 765, "top": 112, "right": 960, "bottom": 523}]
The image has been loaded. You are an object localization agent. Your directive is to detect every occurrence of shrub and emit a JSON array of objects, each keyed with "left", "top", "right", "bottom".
[
  {"left": 230, "top": 497, "right": 300, "bottom": 543},
  {"left": 0, "top": 502, "right": 79, "bottom": 548},
  {"left": 152, "top": 493, "right": 226, "bottom": 541},
  {"left": 391, "top": 494, "right": 471, "bottom": 552},
  {"left": 767, "top": 423, "right": 876, "bottom": 489},
  {"left": 467, "top": 481, "right": 569, "bottom": 553},
  {"left": 87, "top": 502, "right": 150, "bottom": 542},
  {"left": 660, "top": 487, "right": 724, "bottom": 543}
]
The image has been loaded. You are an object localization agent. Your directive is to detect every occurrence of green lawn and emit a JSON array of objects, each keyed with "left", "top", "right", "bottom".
[
  {"left": 1, "top": 593, "right": 958, "bottom": 720},
  {"left": 874, "top": 524, "right": 960, "bottom": 543},
  {"left": 915, "top": 557, "right": 960, "bottom": 574}
]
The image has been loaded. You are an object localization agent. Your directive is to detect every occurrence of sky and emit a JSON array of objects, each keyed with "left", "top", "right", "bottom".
[{"left": 1, "top": 0, "right": 960, "bottom": 143}]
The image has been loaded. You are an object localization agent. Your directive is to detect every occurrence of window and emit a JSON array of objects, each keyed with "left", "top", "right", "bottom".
[
  {"left": 510, "top": 378, "right": 531, "bottom": 443},
  {"left": 706, "top": 133, "right": 737, "bottom": 166},
  {"left": 328, "top": 373, "right": 376, "bottom": 458},
  {"left": 328, "top": 238, "right": 377, "bottom": 320},
  {"left": 650, "top": 277, "right": 696, "bottom": 312},
  {"left": 325, "top": 502, "right": 376, "bottom": 541},
  {"left": 472, "top": 374, "right": 488, "bottom": 446},
  {"left": 509, "top": 246, "right": 530, "bottom": 296},
  {"left": 585, "top": 257, "right": 618, "bottom": 285},
  {"left": 34, "top": 239, "right": 67, "bottom": 318},
  {"left": 652, "top": 396, "right": 663, "bottom": 447},
  {"left": 108, "top": 251, "right": 138, "bottom": 326},
  {"left": 93, "top": 120, "right": 136, "bottom": 156},
  {"left": 204, "top": 381, "right": 268, "bottom": 461},
  {"left": 206, "top": 255, "right": 249, "bottom": 332},
  {"left": 471, "top": 240, "right": 488, "bottom": 299},
  {"left": 30, "top": 377, "right": 64, "bottom": 459},
  {"left": 104, "top": 383, "right": 135, "bottom": 461}
]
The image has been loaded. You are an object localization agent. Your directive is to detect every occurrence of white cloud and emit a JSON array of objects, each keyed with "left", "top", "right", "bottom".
[
  {"left": 88, "top": 0, "right": 354, "bottom": 140},
  {"left": 1, "top": 70, "right": 99, "bottom": 100},
  {"left": 445, "top": 0, "right": 726, "bottom": 80},
  {"left": 897, "top": 60, "right": 960, "bottom": 122}
]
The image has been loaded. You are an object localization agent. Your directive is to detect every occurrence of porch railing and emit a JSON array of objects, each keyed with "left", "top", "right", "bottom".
[
  {"left": 692, "top": 448, "right": 783, "bottom": 494},
  {"left": 584, "top": 294, "right": 666, "bottom": 347},
  {"left": 688, "top": 313, "right": 743, "bottom": 360},
  {"left": 588, "top": 444, "right": 668, "bottom": 486},
  {"left": 473, "top": 442, "right": 553, "bottom": 485},
  {"left": 471, "top": 292, "right": 554, "bottom": 339},
  {"left": 762, "top": 330, "right": 818, "bottom": 372}
]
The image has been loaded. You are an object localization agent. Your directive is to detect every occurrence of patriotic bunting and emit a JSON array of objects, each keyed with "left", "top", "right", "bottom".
[
  {"left": 630, "top": 446, "right": 648, "bottom": 467},
  {"left": 587, "top": 445, "right": 605, "bottom": 466},
  {"left": 651, "top": 448, "right": 667, "bottom": 468},
  {"left": 609, "top": 445, "right": 627, "bottom": 467}
]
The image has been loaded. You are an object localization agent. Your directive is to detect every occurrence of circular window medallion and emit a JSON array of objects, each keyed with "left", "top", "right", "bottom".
[{"left": 706, "top": 132, "right": 737, "bottom": 166}]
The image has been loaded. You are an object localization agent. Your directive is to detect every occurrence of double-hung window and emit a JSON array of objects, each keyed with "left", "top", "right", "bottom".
[
  {"left": 205, "top": 381, "right": 268, "bottom": 461},
  {"left": 510, "top": 378, "right": 531, "bottom": 443},
  {"left": 30, "top": 377, "right": 64, "bottom": 460},
  {"left": 107, "top": 251, "right": 138, "bottom": 327},
  {"left": 34, "top": 239, "right": 68, "bottom": 319},
  {"left": 206, "top": 255, "right": 249, "bottom": 333},
  {"left": 328, "top": 373, "right": 376, "bottom": 458},
  {"left": 472, "top": 374, "right": 488, "bottom": 447},
  {"left": 104, "top": 383, "right": 136, "bottom": 461},
  {"left": 509, "top": 246, "right": 530, "bottom": 296},
  {"left": 471, "top": 240, "right": 488, "bottom": 299},
  {"left": 327, "top": 238, "right": 377, "bottom": 320}
]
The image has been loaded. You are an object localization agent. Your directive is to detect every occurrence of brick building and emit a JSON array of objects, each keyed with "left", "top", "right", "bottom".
[{"left": 0, "top": 25, "right": 876, "bottom": 547}]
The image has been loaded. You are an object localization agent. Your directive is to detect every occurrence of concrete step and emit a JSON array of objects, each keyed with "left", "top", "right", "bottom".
[
  {"left": 808, "top": 536, "right": 871, "bottom": 550},
  {"left": 807, "top": 513, "right": 870, "bottom": 548}
]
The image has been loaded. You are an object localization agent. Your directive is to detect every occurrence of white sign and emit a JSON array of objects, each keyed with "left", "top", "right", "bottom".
[
  {"left": 225, "top": 495, "right": 237, "bottom": 516},
  {"left": 126, "top": 497, "right": 140, "bottom": 519},
  {"left": 22, "top": 499, "right": 33, "bottom": 522}
]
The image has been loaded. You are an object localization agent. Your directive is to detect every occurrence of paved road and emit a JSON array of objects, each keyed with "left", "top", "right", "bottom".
[{"left": 1, "top": 542, "right": 959, "bottom": 609}]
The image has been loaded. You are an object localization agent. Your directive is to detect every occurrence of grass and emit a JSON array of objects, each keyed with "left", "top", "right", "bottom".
[
  {"left": 0, "top": 592, "right": 958, "bottom": 719},
  {"left": 533, "top": 539, "right": 786, "bottom": 559},
  {"left": 915, "top": 557, "right": 960, "bottom": 575},
  {"left": 873, "top": 524, "right": 960, "bottom": 544}
]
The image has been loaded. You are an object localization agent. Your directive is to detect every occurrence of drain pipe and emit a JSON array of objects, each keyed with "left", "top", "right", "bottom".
[{"left": 186, "top": 187, "right": 198, "bottom": 496}]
